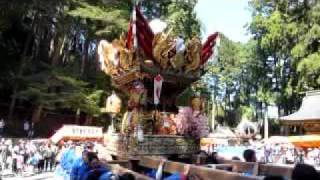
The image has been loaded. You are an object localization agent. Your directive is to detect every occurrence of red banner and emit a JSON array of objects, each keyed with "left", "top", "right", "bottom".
[
  {"left": 126, "top": 6, "right": 154, "bottom": 59},
  {"left": 201, "top": 32, "right": 219, "bottom": 65}
]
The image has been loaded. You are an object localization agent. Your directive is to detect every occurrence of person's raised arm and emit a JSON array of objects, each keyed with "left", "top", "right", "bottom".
[
  {"left": 180, "top": 164, "right": 191, "bottom": 180},
  {"left": 156, "top": 158, "right": 166, "bottom": 180}
]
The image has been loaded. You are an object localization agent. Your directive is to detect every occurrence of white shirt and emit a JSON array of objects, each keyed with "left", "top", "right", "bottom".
[
  {"left": 0, "top": 119, "right": 4, "bottom": 128},
  {"left": 24, "top": 122, "right": 30, "bottom": 131}
]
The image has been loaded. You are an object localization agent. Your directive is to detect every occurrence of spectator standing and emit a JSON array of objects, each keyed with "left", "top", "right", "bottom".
[
  {"left": 16, "top": 152, "right": 24, "bottom": 175},
  {"left": 6, "top": 143, "right": 13, "bottom": 172},
  {"left": 0, "top": 140, "right": 8, "bottom": 170},
  {"left": 29, "top": 151, "right": 40, "bottom": 173},
  {"left": 12, "top": 145, "right": 19, "bottom": 174},
  {"left": 0, "top": 118, "right": 5, "bottom": 137},
  {"left": 264, "top": 145, "right": 272, "bottom": 163},
  {"left": 38, "top": 144, "right": 45, "bottom": 172},
  {"left": 298, "top": 149, "right": 304, "bottom": 164},
  {"left": 50, "top": 144, "right": 58, "bottom": 171},
  {"left": 44, "top": 144, "right": 54, "bottom": 172},
  {"left": 24, "top": 120, "right": 30, "bottom": 137},
  {"left": 28, "top": 122, "right": 34, "bottom": 138}
]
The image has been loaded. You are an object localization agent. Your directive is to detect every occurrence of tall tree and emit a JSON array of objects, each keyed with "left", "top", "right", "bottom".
[
  {"left": 248, "top": 0, "right": 320, "bottom": 116},
  {"left": 0, "top": 0, "right": 130, "bottom": 124},
  {"left": 141, "top": 0, "right": 202, "bottom": 39}
]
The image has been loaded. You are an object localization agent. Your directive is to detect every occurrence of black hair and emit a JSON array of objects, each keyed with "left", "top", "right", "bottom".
[
  {"left": 264, "top": 176, "right": 285, "bottom": 180},
  {"left": 232, "top": 156, "right": 240, "bottom": 161},
  {"left": 292, "top": 163, "right": 320, "bottom": 180},
  {"left": 119, "top": 172, "right": 135, "bottom": 180},
  {"left": 187, "top": 173, "right": 203, "bottom": 180},
  {"left": 87, "top": 152, "right": 98, "bottom": 163},
  {"left": 198, "top": 150, "right": 208, "bottom": 157},
  {"left": 82, "top": 149, "right": 88, "bottom": 155},
  {"left": 243, "top": 149, "right": 256, "bottom": 162}
]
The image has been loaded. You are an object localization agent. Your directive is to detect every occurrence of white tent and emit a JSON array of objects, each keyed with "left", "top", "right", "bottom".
[{"left": 209, "top": 126, "right": 237, "bottom": 138}]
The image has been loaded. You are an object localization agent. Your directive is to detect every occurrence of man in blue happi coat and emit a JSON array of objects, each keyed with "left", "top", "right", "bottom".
[
  {"left": 57, "top": 141, "right": 77, "bottom": 180},
  {"left": 70, "top": 149, "right": 90, "bottom": 180}
]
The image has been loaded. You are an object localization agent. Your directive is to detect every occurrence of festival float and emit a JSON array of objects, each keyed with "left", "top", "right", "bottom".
[{"left": 98, "top": 5, "right": 219, "bottom": 159}]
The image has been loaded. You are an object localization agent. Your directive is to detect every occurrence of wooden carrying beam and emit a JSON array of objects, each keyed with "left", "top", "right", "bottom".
[
  {"left": 221, "top": 159, "right": 293, "bottom": 179},
  {"left": 106, "top": 160, "right": 129, "bottom": 167},
  {"left": 139, "top": 157, "right": 262, "bottom": 180},
  {"left": 220, "top": 159, "right": 256, "bottom": 173},
  {"left": 106, "top": 164, "right": 151, "bottom": 180},
  {"left": 259, "top": 164, "right": 293, "bottom": 179}
]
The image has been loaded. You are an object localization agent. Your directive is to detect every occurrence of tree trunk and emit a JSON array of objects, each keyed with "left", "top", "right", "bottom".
[
  {"left": 8, "top": 87, "right": 18, "bottom": 121},
  {"left": 80, "top": 39, "right": 89, "bottom": 75},
  {"left": 8, "top": 12, "right": 39, "bottom": 121},
  {"left": 95, "top": 39, "right": 101, "bottom": 71},
  {"left": 51, "top": 34, "right": 66, "bottom": 65},
  {"left": 31, "top": 104, "right": 43, "bottom": 123},
  {"left": 85, "top": 115, "right": 93, "bottom": 126},
  {"left": 75, "top": 108, "right": 80, "bottom": 124}
]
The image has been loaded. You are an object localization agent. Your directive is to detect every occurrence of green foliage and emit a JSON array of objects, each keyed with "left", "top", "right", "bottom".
[
  {"left": 203, "top": 33, "right": 264, "bottom": 126},
  {"left": 248, "top": 0, "right": 320, "bottom": 113},
  {"left": 141, "top": 0, "right": 202, "bottom": 39},
  {"left": 166, "top": 0, "right": 201, "bottom": 39},
  {"left": 296, "top": 53, "right": 320, "bottom": 90},
  {"left": 13, "top": 62, "right": 103, "bottom": 116},
  {"left": 0, "top": 0, "right": 129, "bottom": 124},
  {"left": 67, "top": 0, "right": 130, "bottom": 37},
  {"left": 240, "top": 105, "right": 254, "bottom": 120},
  {"left": 0, "top": 0, "right": 203, "bottom": 130}
]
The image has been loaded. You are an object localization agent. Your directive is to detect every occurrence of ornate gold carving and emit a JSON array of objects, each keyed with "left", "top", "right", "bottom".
[
  {"left": 185, "top": 35, "right": 202, "bottom": 73},
  {"left": 152, "top": 32, "right": 174, "bottom": 69}
]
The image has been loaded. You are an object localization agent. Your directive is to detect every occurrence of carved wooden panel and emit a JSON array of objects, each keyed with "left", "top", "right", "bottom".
[{"left": 104, "top": 133, "right": 199, "bottom": 158}]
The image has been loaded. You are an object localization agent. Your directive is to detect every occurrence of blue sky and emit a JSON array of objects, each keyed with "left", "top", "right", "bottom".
[{"left": 195, "top": 0, "right": 252, "bottom": 43}]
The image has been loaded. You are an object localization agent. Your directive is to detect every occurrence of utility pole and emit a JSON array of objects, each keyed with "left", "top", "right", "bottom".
[
  {"left": 264, "top": 105, "right": 269, "bottom": 139},
  {"left": 211, "top": 94, "right": 215, "bottom": 131}
]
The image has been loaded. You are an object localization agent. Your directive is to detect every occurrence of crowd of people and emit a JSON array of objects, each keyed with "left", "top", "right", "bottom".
[
  {"left": 250, "top": 148, "right": 320, "bottom": 180},
  {"left": 192, "top": 148, "right": 320, "bottom": 180},
  {"left": 209, "top": 143, "right": 320, "bottom": 166},
  {"left": 263, "top": 144, "right": 320, "bottom": 165},
  {"left": 0, "top": 119, "right": 34, "bottom": 138},
  {"left": 1, "top": 136, "right": 320, "bottom": 180},
  {"left": 0, "top": 138, "right": 136, "bottom": 179},
  {"left": 0, "top": 138, "right": 57, "bottom": 176},
  {"left": 55, "top": 140, "right": 135, "bottom": 180}
]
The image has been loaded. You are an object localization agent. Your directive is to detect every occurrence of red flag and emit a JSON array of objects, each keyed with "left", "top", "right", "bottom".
[
  {"left": 201, "top": 32, "right": 219, "bottom": 64},
  {"left": 126, "top": 5, "right": 154, "bottom": 59},
  {"left": 136, "top": 6, "right": 154, "bottom": 59}
]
